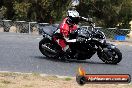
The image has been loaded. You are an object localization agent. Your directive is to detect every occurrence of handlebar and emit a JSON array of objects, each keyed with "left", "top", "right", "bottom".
[
  {"left": 80, "top": 16, "right": 97, "bottom": 32},
  {"left": 80, "top": 16, "right": 93, "bottom": 23}
]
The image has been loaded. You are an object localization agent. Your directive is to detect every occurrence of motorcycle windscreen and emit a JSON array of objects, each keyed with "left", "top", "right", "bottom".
[{"left": 42, "top": 26, "right": 58, "bottom": 36}]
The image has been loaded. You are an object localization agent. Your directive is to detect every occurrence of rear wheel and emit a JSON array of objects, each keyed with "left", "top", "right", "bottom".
[
  {"left": 39, "top": 38, "right": 59, "bottom": 58},
  {"left": 97, "top": 47, "right": 122, "bottom": 64}
]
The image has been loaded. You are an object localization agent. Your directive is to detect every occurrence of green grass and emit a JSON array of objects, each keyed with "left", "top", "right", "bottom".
[
  {"left": 65, "top": 77, "right": 72, "bottom": 81},
  {"left": 32, "top": 73, "right": 40, "bottom": 77}
]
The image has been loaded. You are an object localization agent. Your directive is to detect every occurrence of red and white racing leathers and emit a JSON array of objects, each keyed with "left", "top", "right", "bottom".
[{"left": 58, "top": 17, "right": 77, "bottom": 50}]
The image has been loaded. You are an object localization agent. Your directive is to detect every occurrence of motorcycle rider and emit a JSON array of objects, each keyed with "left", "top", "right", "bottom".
[{"left": 57, "top": 7, "right": 93, "bottom": 58}]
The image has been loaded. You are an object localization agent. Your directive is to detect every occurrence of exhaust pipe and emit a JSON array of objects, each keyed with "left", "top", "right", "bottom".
[{"left": 42, "top": 44, "right": 56, "bottom": 53}]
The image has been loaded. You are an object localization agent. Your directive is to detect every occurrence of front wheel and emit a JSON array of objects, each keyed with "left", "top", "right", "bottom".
[{"left": 97, "top": 47, "right": 122, "bottom": 64}]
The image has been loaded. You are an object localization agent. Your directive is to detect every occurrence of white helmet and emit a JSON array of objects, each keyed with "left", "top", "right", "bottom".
[
  {"left": 67, "top": 9, "right": 80, "bottom": 24},
  {"left": 67, "top": 10, "right": 79, "bottom": 17}
]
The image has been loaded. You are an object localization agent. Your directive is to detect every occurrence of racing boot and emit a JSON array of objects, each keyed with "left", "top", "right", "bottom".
[{"left": 61, "top": 45, "right": 72, "bottom": 62}]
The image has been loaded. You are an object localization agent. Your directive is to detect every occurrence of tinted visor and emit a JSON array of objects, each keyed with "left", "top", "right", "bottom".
[{"left": 72, "top": 17, "right": 79, "bottom": 24}]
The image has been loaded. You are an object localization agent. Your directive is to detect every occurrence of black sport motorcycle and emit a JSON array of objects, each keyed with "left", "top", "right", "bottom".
[{"left": 39, "top": 23, "right": 122, "bottom": 64}]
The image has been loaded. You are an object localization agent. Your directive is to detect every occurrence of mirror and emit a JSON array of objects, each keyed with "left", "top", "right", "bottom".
[{"left": 71, "top": 0, "right": 80, "bottom": 6}]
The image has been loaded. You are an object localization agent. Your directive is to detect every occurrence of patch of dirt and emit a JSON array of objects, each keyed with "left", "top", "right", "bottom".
[{"left": 0, "top": 72, "right": 131, "bottom": 88}]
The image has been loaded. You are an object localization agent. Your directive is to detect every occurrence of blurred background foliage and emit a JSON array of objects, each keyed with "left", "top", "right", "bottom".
[{"left": 0, "top": 0, "right": 132, "bottom": 28}]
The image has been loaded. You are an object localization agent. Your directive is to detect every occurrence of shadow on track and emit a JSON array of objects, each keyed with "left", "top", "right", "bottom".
[{"left": 32, "top": 56, "right": 112, "bottom": 65}]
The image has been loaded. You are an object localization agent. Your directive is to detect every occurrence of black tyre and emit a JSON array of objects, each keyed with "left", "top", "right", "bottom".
[
  {"left": 39, "top": 38, "right": 59, "bottom": 58},
  {"left": 97, "top": 47, "right": 122, "bottom": 64}
]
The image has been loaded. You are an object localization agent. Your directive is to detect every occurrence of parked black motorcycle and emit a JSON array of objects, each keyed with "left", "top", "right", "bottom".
[{"left": 39, "top": 23, "right": 122, "bottom": 64}]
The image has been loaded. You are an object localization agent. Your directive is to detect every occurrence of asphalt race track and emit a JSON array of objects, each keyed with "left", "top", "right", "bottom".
[{"left": 0, "top": 32, "right": 132, "bottom": 77}]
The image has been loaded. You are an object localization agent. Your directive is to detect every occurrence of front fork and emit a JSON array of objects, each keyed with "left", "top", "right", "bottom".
[{"left": 97, "top": 43, "right": 116, "bottom": 58}]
